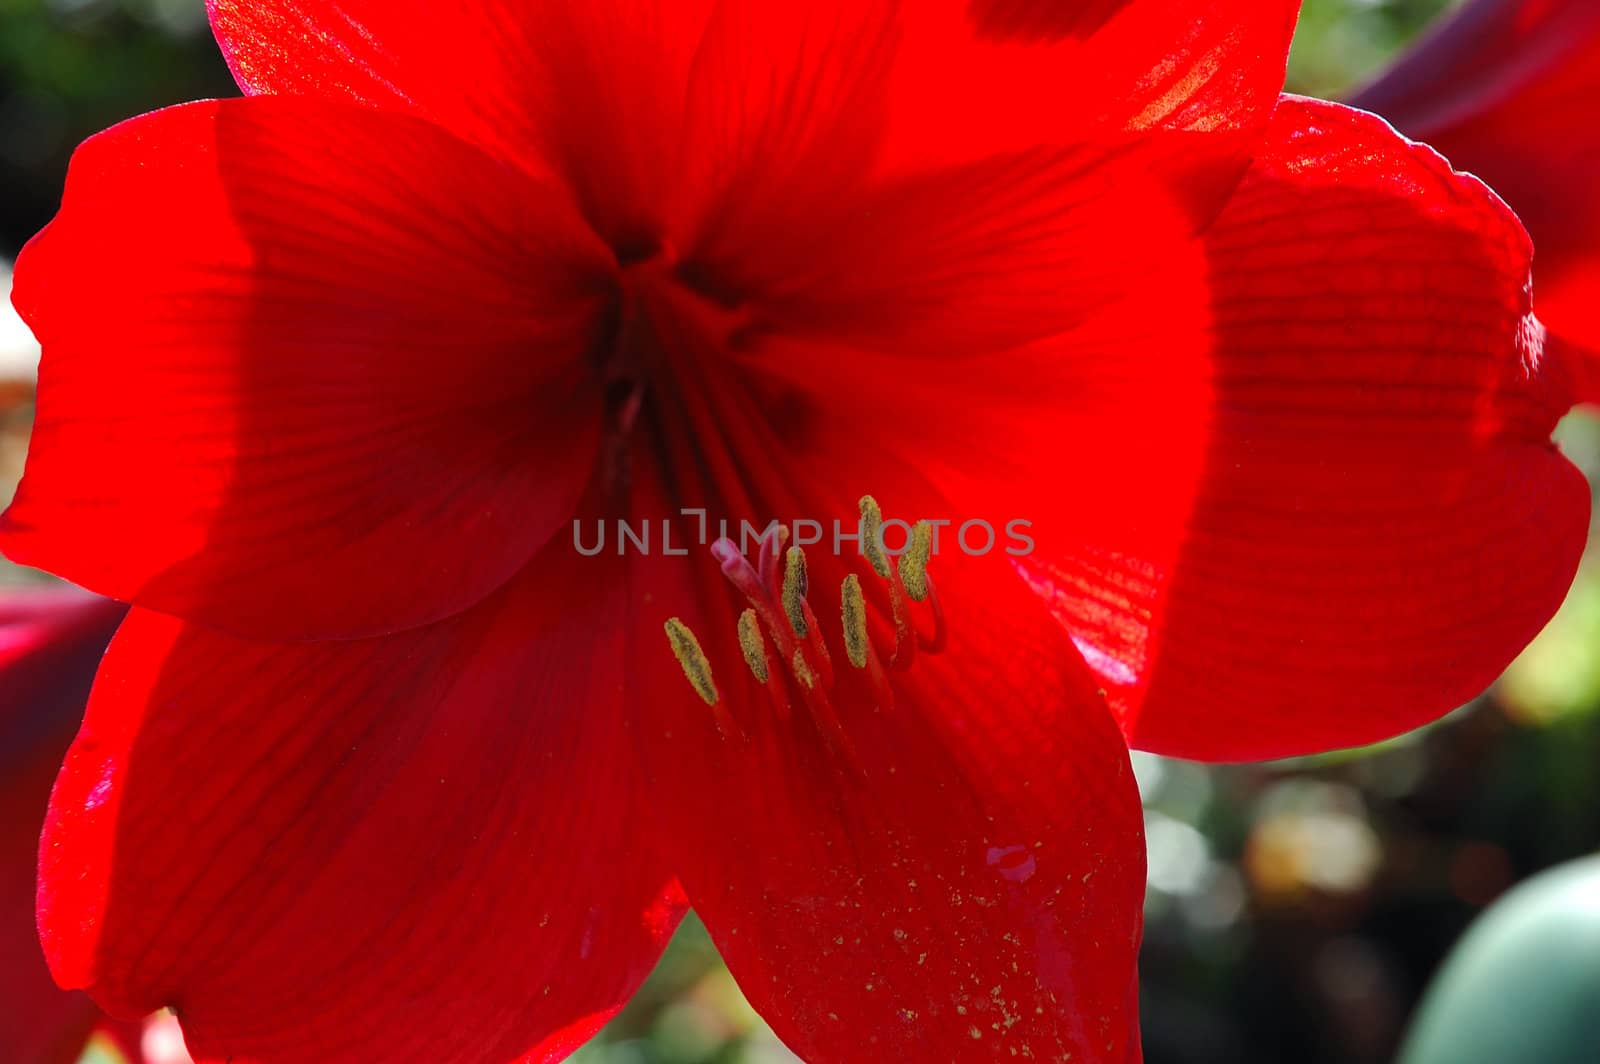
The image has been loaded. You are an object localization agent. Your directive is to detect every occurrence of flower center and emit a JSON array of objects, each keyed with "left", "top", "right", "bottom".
[
  {"left": 664, "top": 496, "right": 947, "bottom": 765},
  {"left": 596, "top": 236, "right": 768, "bottom": 500}
]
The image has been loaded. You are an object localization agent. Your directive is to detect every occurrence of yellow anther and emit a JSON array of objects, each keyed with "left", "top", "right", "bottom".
[
  {"left": 899, "top": 521, "right": 933, "bottom": 602},
  {"left": 737, "top": 608, "right": 770, "bottom": 683},
  {"left": 782, "top": 546, "right": 809, "bottom": 637},
  {"left": 841, "top": 573, "right": 869, "bottom": 669},
  {"left": 858, "top": 495, "right": 891, "bottom": 578},
  {"left": 664, "top": 617, "right": 718, "bottom": 706},
  {"left": 791, "top": 647, "right": 818, "bottom": 690}
]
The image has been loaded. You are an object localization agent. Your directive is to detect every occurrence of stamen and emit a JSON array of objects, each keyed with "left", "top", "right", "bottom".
[
  {"left": 858, "top": 495, "right": 892, "bottom": 578},
  {"left": 840, "top": 573, "right": 869, "bottom": 669},
  {"left": 737, "top": 608, "right": 770, "bottom": 683},
  {"left": 791, "top": 647, "right": 818, "bottom": 690},
  {"left": 798, "top": 595, "right": 835, "bottom": 687},
  {"left": 918, "top": 580, "right": 949, "bottom": 654},
  {"left": 782, "top": 547, "right": 809, "bottom": 638},
  {"left": 680, "top": 497, "right": 941, "bottom": 755},
  {"left": 899, "top": 521, "right": 934, "bottom": 602},
  {"left": 664, "top": 617, "right": 718, "bottom": 706},
  {"left": 886, "top": 572, "right": 918, "bottom": 671}
]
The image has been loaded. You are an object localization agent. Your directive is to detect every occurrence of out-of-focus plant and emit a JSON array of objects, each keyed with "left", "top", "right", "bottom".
[
  {"left": 1397, "top": 856, "right": 1600, "bottom": 1064},
  {"left": 0, "top": 0, "right": 234, "bottom": 254},
  {"left": 1288, "top": 0, "right": 1458, "bottom": 95}
]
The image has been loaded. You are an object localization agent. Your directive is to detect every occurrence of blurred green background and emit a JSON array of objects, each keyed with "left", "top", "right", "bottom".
[{"left": 9, "top": 2, "right": 1600, "bottom": 1063}]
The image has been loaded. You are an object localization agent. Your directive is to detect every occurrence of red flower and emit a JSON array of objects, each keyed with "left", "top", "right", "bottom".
[
  {"left": 1350, "top": 0, "right": 1600, "bottom": 369},
  {"left": 0, "top": 587, "right": 128, "bottom": 1063},
  {"left": 0, "top": 2, "right": 1589, "bottom": 1061}
]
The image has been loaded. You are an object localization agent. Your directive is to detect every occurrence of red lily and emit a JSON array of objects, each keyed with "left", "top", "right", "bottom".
[
  {"left": 0, "top": 2, "right": 1589, "bottom": 1061},
  {"left": 1, "top": 587, "right": 127, "bottom": 1063},
  {"left": 1350, "top": 0, "right": 1600, "bottom": 364}
]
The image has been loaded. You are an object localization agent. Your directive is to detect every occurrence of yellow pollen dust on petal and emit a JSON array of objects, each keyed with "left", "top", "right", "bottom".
[
  {"left": 664, "top": 617, "right": 719, "bottom": 706},
  {"left": 858, "top": 494, "right": 892, "bottom": 578},
  {"left": 737, "top": 608, "right": 770, "bottom": 683},
  {"left": 782, "top": 546, "right": 810, "bottom": 638},
  {"left": 899, "top": 521, "right": 934, "bottom": 602},
  {"left": 841, "top": 573, "right": 870, "bottom": 669}
]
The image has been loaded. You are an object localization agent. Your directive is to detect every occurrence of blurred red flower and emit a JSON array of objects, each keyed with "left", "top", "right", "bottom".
[
  {"left": 1351, "top": 0, "right": 1600, "bottom": 369},
  {"left": 0, "top": 2, "right": 1591, "bottom": 1061},
  {"left": 1, "top": 588, "right": 127, "bottom": 1063}
]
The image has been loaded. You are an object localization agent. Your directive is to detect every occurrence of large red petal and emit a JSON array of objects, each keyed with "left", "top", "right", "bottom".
[
  {"left": 1020, "top": 97, "right": 1589, "bottom": 760},
  {"left": 1, "top": 589, "right": 123, "bottom": 1064},
  {"left": 671, "top": 1, "right": 899, "bottom": 292},
  {"left": 206, "top": 0, "right": 717, "bottom": 246},
  {"left": 3, "top": 753, "right": 98, "bottom": 1064},
  {"left": 1350, "top": 0, "right": 1600, "bottom": 350},
  {"left": 652, "top": 94, "right": 1585, "bottom": 761},
  {"left": 702, "top": 138, "right": 1214, "bottom": 357},
  {"left": 3, "top": 97, "right": 608, "bottom": 641},
  {"left": 673, "top": 1, "right": 1302, "bottom": 356},
  {"left": 37, "top": 547, "right": 682, "bottom": 1064},
  {"left": 617, "top": 244, "right": 1143, "bottom": 1059},
  {"left": 628, "top": 515, "right": 1145, "bottom": 1060},
  {"left": 880, "top": 0, "right": 1300, "bottom": 171}
]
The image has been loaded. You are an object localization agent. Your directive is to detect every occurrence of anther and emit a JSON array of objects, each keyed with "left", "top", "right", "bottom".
[
  {"left": 858, "top": 495, "right": 892, "bottom": 578},
  {"left": 841, "top": 573, "right": 870, "bottom": 669},
  {"left": 664, "top": 617, "right": 719, "bottom": 706},
  {"left": 782, "top": 547, "right": 809, "bottom": 638},
  {"left": 662, "top": 614, "right": 720, "bottom": 704},
  {"left": 899, "top": 521, "right": 933, "bottom": 602},
  {"left": 662, "top": 617, "right": 720, "bottom": 710},
  {"left": 737, "top": 608, "right": 770, "bottom": 683},
  {"left": 666, "top": 617, "right": 746, "bottom": 739}
]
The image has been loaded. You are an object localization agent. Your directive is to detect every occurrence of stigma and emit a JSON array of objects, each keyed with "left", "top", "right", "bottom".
[{"left": 662, "top": 496, "right": 948, "bottom": 758}]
